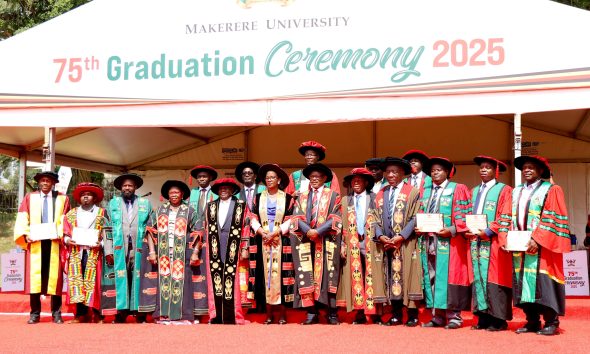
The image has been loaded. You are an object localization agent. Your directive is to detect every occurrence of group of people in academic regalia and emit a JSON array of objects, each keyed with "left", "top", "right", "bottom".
[{"left": 13, "top": 140, "right": 571, "bottom": 335}]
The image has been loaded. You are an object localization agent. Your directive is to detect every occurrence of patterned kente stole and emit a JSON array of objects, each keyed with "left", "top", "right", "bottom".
[
  {"left": 470, "top": 183, "right": 504, "bottom": 312},
  {"left": 67, "top": 207, "right": 106, "bottom": 306},
  {"left": 343, "top": 195, "right": 376, "bottom": 313},
  {"left": 388, "top": 183, "right": 413, "bottom": 300},
  {"left": 156, "top": 203, "right": 189, "bottom": 320},
  {"left": 420, "top": 182, "right": 457, "bottom": 309},
  {"left": 259, "top": 191, "right": 286, "bottom": 304},
  {"left": 511, "top": 181, "right": 551, "bottom": 303},
  {"left": 207, "top": 199, "right": 245, "bottom": 324},
  {"left": 295, "top": 188, "right": 337, "bottom": 306}
]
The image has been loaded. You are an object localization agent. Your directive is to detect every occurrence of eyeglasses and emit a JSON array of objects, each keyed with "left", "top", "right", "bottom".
[
  {"left": 265, "top": 176, "right": 278, "bottom": 180},
  {"left": 304, "top": 153, "right": 318, "bottom": 158},
  {"left": 242, "top": 171, "right": 254, "bottom": 176}
]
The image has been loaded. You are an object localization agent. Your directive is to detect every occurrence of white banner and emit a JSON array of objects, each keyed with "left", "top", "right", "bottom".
[
  {"left": 0, "top": 0, "right": 589, "bottom": 101},
  {"left": 1, "top": 250, "right": 25, "bottom": 292},
  {"left": 564, "top": 250, "right": 589, "bottom": 296}
]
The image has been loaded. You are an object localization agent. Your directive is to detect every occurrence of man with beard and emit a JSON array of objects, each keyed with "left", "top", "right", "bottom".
[
  {"left": 467, "top": 156, "right": 513, "bottom": 332},
  {"left": 498, "top": 156, "right": 571, "bottom": 336},
  {"left": 286, "top": 141, "right": 340, "bottom": 197},
  {"left": 204, "top": 178, "right": 251, "bottom": 324},
  {"left": 402, "top": 150, "right": 433, "bottom": 199},
  {"left": 14, "top": 171, "right": 70, "bottom": 324},
  {"left": 141, "top": 180, "right": 201, "bottom": 325},
  {"left": 336, "top": 168, "right": 386, "bottom": 324},
  {"left": 103, "top": 173, "right": 153, "bottom": 323},
  {"left": 235, "top": 161, "right": 265, "bottom": 211},
  {"left": 372, "top": 158, "right": 423, "bottom": 327},
  {"left": 419, "top": 157, "right": 472, "bottom": 329},
  {"left": 290, "top": 163, "right": 342, "bottom": 325},
  {"left": 365, "top": 158, "right": 386, "bottom": 194}
]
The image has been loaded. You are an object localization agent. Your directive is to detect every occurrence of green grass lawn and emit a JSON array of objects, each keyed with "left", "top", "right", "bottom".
[{"left": 0, "top": 235, "right": 15, "bottom": 254}]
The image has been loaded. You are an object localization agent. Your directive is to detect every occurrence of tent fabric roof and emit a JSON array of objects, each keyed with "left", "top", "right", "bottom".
[{"left": 1, "top": 111, "right": 589, "bottom": 173}]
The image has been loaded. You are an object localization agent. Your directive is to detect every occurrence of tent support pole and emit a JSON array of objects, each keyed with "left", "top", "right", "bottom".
[
  {"left": 17, "top": 152, "right": 27, "bottom": 205},
  {"left": 372, "top": 121, "right": 377, "bottom": 158},
  {"left": 513, "top": 113, "right": 522, "bottom": 186},
  {"left": 244, "top": 129, "right": 250, "bottom": 161},
  {"left": 43, "top": 127, "right": 56, "bottom": 172}
]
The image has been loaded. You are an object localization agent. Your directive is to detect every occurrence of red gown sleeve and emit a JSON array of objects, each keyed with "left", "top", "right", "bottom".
[
  {"left": 489, "top": 185, "right": 513, "bottom": 235},
  {"left": 285, "top": 173, "right": 296, "bottom": 196},
  {"left": 531, "top": 185, "right": 571, "bottom": 254},
  {"left": 452, "top": 183, "right": 472, "bottom": 233}
]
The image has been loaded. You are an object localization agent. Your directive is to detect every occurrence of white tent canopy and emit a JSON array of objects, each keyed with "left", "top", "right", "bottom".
[{"left": 0, "top": 0, "right": 589, "bottom": 239}]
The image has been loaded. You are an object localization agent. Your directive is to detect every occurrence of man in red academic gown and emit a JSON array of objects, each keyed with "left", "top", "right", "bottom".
[
  {"left": 498, "top": 155, "right": 571, "bottom": 336},
  {"left": 467, "top": 156, "right": 513, "bottom": 331}
]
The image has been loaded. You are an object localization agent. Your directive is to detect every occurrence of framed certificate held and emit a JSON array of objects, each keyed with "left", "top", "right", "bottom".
[
  {"left": 72, "top": 228, "right": 100, "bottom": 247},
  {"left": 416, "top": 213, "right": 444, "bottom": 233},
  {"left": 506, "top": 231, "right": 532, "bottom": 252},
  {"left": 466, "top": 214, "right": 488, "bottom": 234},
  {"left": 29, "top": 223, "right": 58, "bottom": 241}
]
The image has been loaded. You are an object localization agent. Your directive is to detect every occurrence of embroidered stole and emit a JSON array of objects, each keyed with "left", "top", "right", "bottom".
[
  {"left": 156, "top": 203, "right": 189, "bottom": 320},
  {"left": 343, "top": 195, "right": 376, "bottom": 313},
  {"left": 511, "top": 181, "right": 552, "bottom": 303},
  {"left": 388, "top": 183, "right": 413, "bottom": 300},
  {"left": 207, "top": 199, "right": 245, "bottom": 324},
  {"left": 470, "top": 183, "right": 503, "bottom": 312},
  {"left": 296, "top": 188, "right": 337, "bottom": 306},
  {"left": 259, "top": 191, "right": 286, "bottom": 304},
  {"left": 67, "top": 208, "right": 106, "bottom": 306}
]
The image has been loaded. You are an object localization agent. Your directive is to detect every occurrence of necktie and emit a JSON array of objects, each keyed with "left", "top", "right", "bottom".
[
  {"left": 126, "top": 199, "right": 133, "bottom": 221},
  {"left": 428, "top": 186, "right": 441, "bottom": 213},
  {"left": 198, "top": 188, "right": 207, "bottom": 212},
  {"left": 473, "top": 183, "right": 486, "bottom": 213},
  {"left": 355, "top": 195, "right": 365, "bottom": 236},
  {"left": 412, "top": 175, "right": 418, "bottom": 188},
  {"left": 42, "top": 194, "right": 49, "bottom": 223},
  {"left": 388, "top": 186, "right": 396, "bottom": 215},
  {"left": 310, "top": 189, "right": 319, "bottom": 228},
  {"left": 246, "top": 188, "right": 253, "bottom": 209}
]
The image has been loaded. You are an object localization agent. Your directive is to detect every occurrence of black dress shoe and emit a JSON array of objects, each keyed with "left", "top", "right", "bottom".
[
  {"left": 422, "top": 321, "right": 442, "bottom": 328},
  {"left": 471, "top": 324, "right": 488, "bottom": 330},
  {"left": 27, "top": 316, "right": 40, "bottom": 324},
  {"left": 53, "top": 316, "right": 64, "bottom": 324},
  {"left": 444, "top": 322, "right": 461, "bottom": 329},
  {"left": 405, "top": 318, "right": 420, "bottom": 327},
  {"left": 486, "top": 322, "right": 508, "bottom": 332},
  {"left": 385, "top": 317, "right": 403, "bottom": 326},
  {"left": 327, "top": 316, "right": 340, "bottom": 325},
  {"left": 352, "top": 315, "right": 367, "bottom": 325},
  {"left": 515, "top": 322, "right": 541, "bottom": 334},
  {"left": 263, "top": 317, "right": 274, "bottom": 325},
  {"left": 537, "top": 325, "right": 559, "bottom": 336},
  {"left": 301, "top": 315, "right": 319, "bottom": 325},
  {"left": 372, "top": 316, "right": 384, "bottom": 325}
]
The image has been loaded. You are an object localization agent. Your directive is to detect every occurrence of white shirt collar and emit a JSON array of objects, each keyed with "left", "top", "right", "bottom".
[
  {"left": 525, "top": 179, "right": 542, "bottom": 190},
  {"left": 433, "top": 179, "right": 448, "bottom": 190},
  {"left": 481, "top": 179, "right": 497, "bottom": 189}
]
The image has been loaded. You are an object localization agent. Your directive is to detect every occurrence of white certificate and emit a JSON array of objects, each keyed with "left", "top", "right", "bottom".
[
  {"left": 506, "top": 231, "right": 532, "bottom": 252},
  {"left": 72, "top": 228, "right": 100, "bottom": 247},
  {"left": 416, "top": 213, "right": 444, "bottom": 233},
  {"left": 466, "top": 214, "right": 488, "bottom": 234},
  {"left": 29, "top": 223, "right": 58, "bottom": 241},
  {"left": 299, "top": 179, "right": 310, "bottom": 193}
]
